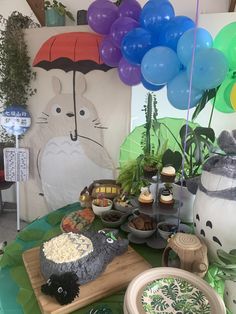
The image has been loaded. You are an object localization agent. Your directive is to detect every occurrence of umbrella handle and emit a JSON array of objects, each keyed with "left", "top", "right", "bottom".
[{"left": 70, "top": 130, "right": 78, "bottom": 141}]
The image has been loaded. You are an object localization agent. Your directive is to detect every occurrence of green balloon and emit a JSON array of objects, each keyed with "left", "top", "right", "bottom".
[
  {"left": 228, "top": 36, "right": 236, "bottom": 70},
  {"left": 213, "top": 71, "right": 235, "bottom": 113},
  {"left": 214, "top": 22, "right": 236, "bottom": 70}
]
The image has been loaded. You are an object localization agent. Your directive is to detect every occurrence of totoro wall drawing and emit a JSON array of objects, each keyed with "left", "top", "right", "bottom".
[{"left": 20, "top": 27, "right": 131, "bottom": 221}]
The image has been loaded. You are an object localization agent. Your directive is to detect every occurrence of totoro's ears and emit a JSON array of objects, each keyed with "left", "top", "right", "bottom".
[
  {"left": 52, "top": 76, "right": 62, "bottom": 95},
  {"left": 76, "top": 72, "right": 87, "bottom": 95}
]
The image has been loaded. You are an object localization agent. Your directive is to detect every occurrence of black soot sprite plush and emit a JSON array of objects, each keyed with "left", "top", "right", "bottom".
[{"left": 41, "top": 272, "right": 80, "bottom": 305}]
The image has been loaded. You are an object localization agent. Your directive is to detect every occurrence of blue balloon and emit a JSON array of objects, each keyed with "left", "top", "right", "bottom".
[
  {"left": 140, "top": 0, "right": 175, "bottom": 34},
  {"left": 158, "top": 15, "right": 195, "bottom": 51},
  {"left": 187, "top": 48, "right": 229, "bottom": 90},
  {"left": 141, "top": 75, "right": 165, "bottom": 91},
  {"left": 121, "top": 27, "right": 158, "bottom": 65},
  {"left": 167, "top": 71, "right": 203, "bottom": 110},
  {"left": 177, "top": 28, "right": 213, "bottom": 66},
  {"left": 141, "top": 46, "right": 181, "bottom": 85}
]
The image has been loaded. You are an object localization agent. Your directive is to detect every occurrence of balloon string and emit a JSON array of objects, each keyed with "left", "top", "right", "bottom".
[{"left": 178, "top": 0, "right": 200, "bottom": 230}]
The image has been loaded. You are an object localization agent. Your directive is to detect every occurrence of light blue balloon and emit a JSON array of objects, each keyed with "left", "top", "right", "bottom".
[
  {"left": 141, "top": 46, "right": 181, "bottom": 85},
  {"left": 187, "top": 48, "right": 229, "bottom": 90},
  {"left": 177, "top": 28, "right": 213, "bottom": 66},
  {"left": 167, "top": 71, "right": 203, "bottom": 110},
  {"left": 141, "top": 75, "right": 165, "bottom": 91}
]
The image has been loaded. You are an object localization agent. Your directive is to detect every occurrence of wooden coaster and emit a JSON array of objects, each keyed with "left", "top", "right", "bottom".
[{"left": 23, "top": 246, "right": 151, "bottom": 314}]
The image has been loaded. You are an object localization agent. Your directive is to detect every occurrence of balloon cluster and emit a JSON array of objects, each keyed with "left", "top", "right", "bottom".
[
  {"left": 88, "top": 0, "right": 229, "bottom": 110},
  {"left": 213, "top": 23, "right": 236, "bottom": 113}
]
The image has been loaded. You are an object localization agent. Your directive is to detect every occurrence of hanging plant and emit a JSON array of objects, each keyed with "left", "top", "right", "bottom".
[
  {"left": 0, "top": 11, "right": 38, "bottom": 143},
  {"left": 0, "top": 11, "right": 38, "bottom": 108}
]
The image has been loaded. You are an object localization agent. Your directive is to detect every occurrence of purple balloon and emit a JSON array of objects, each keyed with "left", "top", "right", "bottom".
[
  {"left": 88, "top": 0, "right": 118, "bottom": 35},
  {"left": 118, "top": 57, "right": 141, "bottom": 85},
  {"left": 118, "top": 0, "right": 142, "bottom": 21},
  {"left": 100, "top": 37, "right": 122, "bottom": 67},
  {"left": 110, "top": 17, "right": 139, "bottom": 48}
]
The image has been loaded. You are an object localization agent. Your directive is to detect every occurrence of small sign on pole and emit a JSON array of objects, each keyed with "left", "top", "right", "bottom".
[
  {"left": 0, "top": 105, "right": 31, "bottom": 231},
  {"left": 3, "top": 148, "right": 29, "bottom": 182}
]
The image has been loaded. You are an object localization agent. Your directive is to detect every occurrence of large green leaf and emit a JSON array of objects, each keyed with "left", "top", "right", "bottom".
[
  {"left": 194, "top": 127, "right": 215, "bottom": 142},
  {"left": 0, "top": 242, "right": 23, "bottom": 268},
  {"left": 162, "top": 149, "right": 182, "bottom": 171},
  {"left": 192, "top": 88, "right": 217, "bottom": 121},
  {"left": 17, "top": 288, "right": 41, "bottom": 314},
  {"left": 46, "top": 211, "right": 67, "bottom": 226},
  {"left": 10, "top": 266, "right": 31, "bottom": 289},
  {"left": 179, "top": 124, "right": 193, "bottom": 145},
  {"left": 217, "top": 249, "right": 236, "bottom": 264},
  {"left": 43, "top": 226, "right": 62, "bottom": 241},
  {"left": 18, "top": 229, "right": 45, "bottom": 242}
]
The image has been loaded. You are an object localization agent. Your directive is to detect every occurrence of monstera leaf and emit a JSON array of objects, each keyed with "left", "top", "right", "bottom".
[{"left": 162, "top": 149, "right": 182, "bottom": 171}]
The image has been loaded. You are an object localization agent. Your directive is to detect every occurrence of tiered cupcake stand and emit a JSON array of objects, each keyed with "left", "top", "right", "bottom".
[{"left": 122, "top": 175, "right": 186, "bottom": 249}]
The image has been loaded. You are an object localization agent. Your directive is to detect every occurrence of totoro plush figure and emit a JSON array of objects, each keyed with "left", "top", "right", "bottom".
[{"left": 40, "top": 230, "right": 129, "bottom": 285}]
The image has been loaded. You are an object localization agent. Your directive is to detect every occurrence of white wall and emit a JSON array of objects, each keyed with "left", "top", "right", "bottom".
[{"left": 0, "top": 0, "right": 232, "bottom": 24}]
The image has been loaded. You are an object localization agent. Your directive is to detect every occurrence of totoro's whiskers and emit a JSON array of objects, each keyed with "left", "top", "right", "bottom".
[
  {"left": 42, "top": 112, "right": 49, "bottom": 117},
  {"left": 36, "top": 122, "right": 48, "bottom": 124},
  {"left": 37, "top": 117, "right": 48, "bottom": 120},
  {"left": 95, "top": 126, "right": 108, "bottom": 129},
  {"left": 92, "top": 118, "right": 98, "bottom": 122}
]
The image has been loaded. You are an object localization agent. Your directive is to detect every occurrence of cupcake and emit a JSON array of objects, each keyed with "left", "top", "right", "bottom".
[
  {"left": 159, "top": 188, "right": 174, "bottom": 208},
  {"left": 160, "top": 165, "right": 176, "bottom": 183},
  {"left": 138, "top": 187, "right": 154, "bottom": 207}
]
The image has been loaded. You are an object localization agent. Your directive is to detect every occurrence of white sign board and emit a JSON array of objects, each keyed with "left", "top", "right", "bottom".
[{"left": 3, "top": 148, "right": 29, "bottom": 182}]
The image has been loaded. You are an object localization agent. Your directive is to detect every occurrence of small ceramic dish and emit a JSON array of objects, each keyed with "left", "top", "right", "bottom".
[
  {"left": 113, "top": 196, "right": 137, "bottom": 213},
  {"left": 128, "top": 216, "right": 156, "bottom": 239},
  {"left": 157, "top": 221, "right": 178, "bottom": 240},
  {"left": 100, "top": 210, "right": 128, "bottom": 228},
  {"left": 128, "top": 224, "right": 156, "bottom": 239},
  {"left": 157, "top": 221, "right": 192, "bottom": 240},
  {"left": 92, "top": 198, "right": 113, "bottom": 216}
]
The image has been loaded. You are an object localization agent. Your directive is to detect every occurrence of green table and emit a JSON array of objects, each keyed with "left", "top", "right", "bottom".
[{"left": 0, "top": 203, "right": 163, "bottom": 314}]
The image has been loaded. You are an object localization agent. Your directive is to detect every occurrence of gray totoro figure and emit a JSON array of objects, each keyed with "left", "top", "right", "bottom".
[
  {"left": 40, "top": 230, "right": 129, "bottom": 285},
  {"left": 33, "top": 73, "right": 115, "bottom": 210}
]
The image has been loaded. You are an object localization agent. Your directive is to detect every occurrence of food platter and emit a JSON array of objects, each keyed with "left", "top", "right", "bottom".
[{"left": 60, "top": 208, "right": 95, "bottom": 233}]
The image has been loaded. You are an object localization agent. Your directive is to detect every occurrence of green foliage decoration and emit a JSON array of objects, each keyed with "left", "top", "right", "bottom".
[{"left": 0, "top": 11, "right": 38, "bottom": 108}]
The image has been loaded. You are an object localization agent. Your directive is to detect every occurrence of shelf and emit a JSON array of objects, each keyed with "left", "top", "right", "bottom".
[
  {"left": 133, "top": 199, "right": 182, "bottom": 216},
  {"left": 127, "top": 229, "right": 167, "bottom": 249}
]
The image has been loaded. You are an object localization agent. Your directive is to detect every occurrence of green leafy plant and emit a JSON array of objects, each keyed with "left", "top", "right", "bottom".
[
  {"left": 118, "top": 93, "right": 167, "bottom": 194},
  {"left": 161, "top": 122, "right": 215, "bottom": 180},
  {"left": 0, "top": 11, "right": 38, "bottom": 143},
  {"left": 213, "top": 249, "right": 236, "bottom": 281},
  {"left": 140, "top": 93, "right": 163, "bottom": 174},
  {"left": 179, "top": 124, "right": 215, "bottom": 179},
  {"left": 44, "top": 0, "right": 75, "bottom": 21}
]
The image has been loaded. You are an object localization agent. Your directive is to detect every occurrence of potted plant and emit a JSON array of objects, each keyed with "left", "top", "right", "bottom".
[
  {"left": 44, "top": 0, "right": 75, "bottom": 27},
  {"left": 117, "top": 93, "right": 166, "bottom": 195},
  {"left": 161, "top": 121, "right": 215, "bottom": 222}
]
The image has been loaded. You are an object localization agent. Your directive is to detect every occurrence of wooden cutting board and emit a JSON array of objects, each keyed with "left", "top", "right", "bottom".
[{"left": 23, "top": 246, "right": 151, "bottom": 314}]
